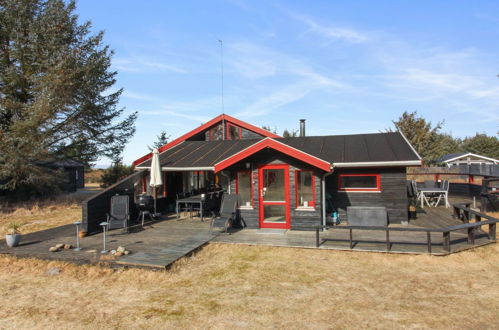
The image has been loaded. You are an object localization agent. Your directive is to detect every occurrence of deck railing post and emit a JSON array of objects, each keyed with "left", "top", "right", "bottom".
[
  {"left": 463, "top": 209, "right": 470, "bottom": 223},
  {"left": 489, "top": 223, "right": 496, "bottom": 241},
  {"left": 316, "top": 227, "right": 320, "bottom": 247},
  {"left": 349, "top": 228, "right": 353, "bottom": 249},
  {"left": 443, "top": 231, "right": 451, "bottom": 253},
  {"left": 427, "top": 232, "right": 432, "bottom": 253},
  {"left": 467, "top": 227, "right": 475, "bottom": 245},
  {"left": 386, "top": 229, "right": 390, "bottom": 251},
  {"left": 475, "top": 214, "right": 481, "bottom": 223}
]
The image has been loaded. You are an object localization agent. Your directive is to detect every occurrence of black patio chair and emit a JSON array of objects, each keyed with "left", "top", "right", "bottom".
[
  {"left": 210, "top": 193, "right": 238, "bottom": 234},
  {"left": 107, "top": 195, "right": 130, "bottom": 232},
  {"left": 202, "top": 192, "right": 217, "bottom": 217},
  {"left": 176, "top": 193, "right": 191, "bottom": 218}
]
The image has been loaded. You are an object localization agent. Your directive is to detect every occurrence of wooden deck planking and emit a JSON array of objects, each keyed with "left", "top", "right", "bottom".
[
  {"left": 0, "top": 216, "right": 214, "bottom": 269},
  {"left": 1, "top": 196, "right": 495, "bottom": 268},
  {"left": 212, "top": 197, "right": 494, "bottom": 255}
]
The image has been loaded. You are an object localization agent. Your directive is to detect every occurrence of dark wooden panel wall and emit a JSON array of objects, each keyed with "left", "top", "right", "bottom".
[
  {"left": 449, "top": 183, "right": 482, "bottom": 198},
  {"left": 327, "top": 167, "right": 408, "bottom": 224},
  {"left": 226, "top": 150, "right": 323, "bottom": 230},
  {"left": 82, "top": 170, "right": 145, "bottom": 233}
]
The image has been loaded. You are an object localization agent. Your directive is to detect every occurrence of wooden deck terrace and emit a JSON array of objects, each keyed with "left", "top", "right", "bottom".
[
  {"left": 213, "top": 198, "right": 496, "bottom": 255},
  {"left": 0, "top": 197, "right": 496, "bottom": 269}
]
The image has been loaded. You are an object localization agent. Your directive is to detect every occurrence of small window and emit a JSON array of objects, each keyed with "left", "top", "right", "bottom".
[
  {"left": 236, "top": 171, "right": 253, "bottom": 207},
  {"left": 227, "top": 123, "right": 242, "bottom": 140},
  {"left": 296, "top": 170, "right": 315, "bottom": 207},
  {"left": 208, "top": 124, "right": 223, "bottom": 141},
  {"left": 338, "top": 174, "right": 380, "bottom": 192}
]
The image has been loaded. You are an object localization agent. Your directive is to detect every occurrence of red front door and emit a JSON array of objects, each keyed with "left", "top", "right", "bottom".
[{"left": 258, "top": 164, "right": 290, "bottom": 229}]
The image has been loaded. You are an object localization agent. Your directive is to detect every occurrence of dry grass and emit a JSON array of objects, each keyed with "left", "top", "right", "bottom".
[
  {"left": 0, "top": 196, "right": 82, "bottom": 234},
  {"left": 1, "top": 242, "right": 499, "bottom": 329}
]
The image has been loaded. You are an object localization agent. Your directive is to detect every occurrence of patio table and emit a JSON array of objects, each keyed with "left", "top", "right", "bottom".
[
  {"left": 418, "top": 188, "right": 447, "bottom": 208},
  {"left": 176, "top": 195, "right": 204, "bottom": 221}
]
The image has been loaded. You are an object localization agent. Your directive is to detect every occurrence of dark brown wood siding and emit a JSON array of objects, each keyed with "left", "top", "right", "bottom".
[
  {"left": 327, "top": 167, "right": 408, "bottom": 224},
  {"left": 226, "top": 149, "right": 323, "bottom": 230}
]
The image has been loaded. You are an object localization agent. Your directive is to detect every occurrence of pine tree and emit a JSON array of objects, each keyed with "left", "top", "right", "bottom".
[
  {"left": 282, "top": 129, "right": 298, "bottom": 138},
  {"left": 261, "top": 125, "right": 278, "bottom": 134},
  {"left": 461, "top": 134, "right": 499, "bottom": 159},
  {"left": 0, "top": 0, "right": 137, "bottom": 196},
  {"left": 390, "top": 111, "right": 447, "bottom": 162},
  {"left": 148, "top": 130, "right": 170, "bottom": 151}
]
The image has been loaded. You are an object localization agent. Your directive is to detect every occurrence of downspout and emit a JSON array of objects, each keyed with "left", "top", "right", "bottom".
[
  {"left": 220, "top": 170, "right": 231, "bottom": 194},
  {"left": 322, "top": 166, "right": 335, "bottom": 230}
]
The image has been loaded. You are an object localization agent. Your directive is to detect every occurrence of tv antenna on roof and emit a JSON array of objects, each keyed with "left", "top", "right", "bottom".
[{"left": 218, "top": 39, "right": 224, "bottom": 115}]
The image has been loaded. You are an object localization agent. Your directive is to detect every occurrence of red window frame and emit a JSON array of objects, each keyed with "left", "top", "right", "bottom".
[
  {"left": 226, "top": 122, "right": 242, "bottom": 140},
  {"left": 338, "top": 173, "right": 381, "bottom": 192},
  {"left": 295, "top": 170, "right": 316, "bottom": 208},
  {"left": 236, "top": 170, "right": 253, "bottom": 207}
]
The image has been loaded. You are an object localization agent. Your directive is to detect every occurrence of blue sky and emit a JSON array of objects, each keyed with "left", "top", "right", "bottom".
[{"left": 75, "top": 0, "right": 499, "bottom": 166}]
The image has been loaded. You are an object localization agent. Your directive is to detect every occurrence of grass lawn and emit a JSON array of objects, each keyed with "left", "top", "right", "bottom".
[{"left": 1, "top": 203, "right": 498, "bottom": 328}]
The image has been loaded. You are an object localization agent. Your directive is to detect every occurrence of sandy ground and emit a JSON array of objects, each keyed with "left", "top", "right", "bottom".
[
  {"left": 1, "top": 239, "right": 499, "bottom": 329},
  {"left": 0, "top": 202, "right": 498, "bottom": 329}
]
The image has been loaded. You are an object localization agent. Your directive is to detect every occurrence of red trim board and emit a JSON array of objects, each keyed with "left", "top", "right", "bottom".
[
  {"left": 133, "top": 114, "right": 281, "bottom": 166},
  {"left": 295, "top": 170, "right": 316, "bottom": 207},
  {"left": 235, "top": 170, "right": 254, "bottom": 207},
  {"left": 214, "top": 138, "right": 331, "bottom": 173}
]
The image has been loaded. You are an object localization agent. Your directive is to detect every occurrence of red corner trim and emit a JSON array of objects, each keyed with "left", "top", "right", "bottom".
[
  {"left": 214, "top": 138, "right": 331, "bottom": 172},
  {"left": 132, "top": 114, "right": 281, "bottom": 166}
]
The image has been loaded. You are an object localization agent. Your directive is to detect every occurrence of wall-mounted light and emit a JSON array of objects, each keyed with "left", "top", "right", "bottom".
[{"left": 245, "top": 162, "right": 251, "bottom": 169}]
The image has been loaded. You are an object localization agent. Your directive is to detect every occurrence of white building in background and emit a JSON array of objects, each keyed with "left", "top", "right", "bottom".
[{"left": 437, "top": 152, "right": 499, "bottom": 167}]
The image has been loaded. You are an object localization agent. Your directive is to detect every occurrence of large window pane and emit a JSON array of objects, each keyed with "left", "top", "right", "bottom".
[
  {"left": 208, "top": 124, "right": 223, "bottom": 141},
  {"left": 237, "top": 171, "right": 252, "bottom": 207},
  {"left": 340, "top": 175, "right": 379, "bottom": 190},
  {"left": 263, "top": 169, "right": 285, "bottom": 201},
  {"left": 263, "top": 205, "right": 286, "bottom": 223},
  {"left": 228, "top": 123, "right": 241, "bottom": 140},
  {"left": 296, "top": 171, "right": 314, "bottom": 207}
]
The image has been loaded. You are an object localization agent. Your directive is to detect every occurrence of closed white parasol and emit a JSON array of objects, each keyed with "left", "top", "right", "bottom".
[{"left": 149, "top": 148, "right": 163, "bottom": 216}]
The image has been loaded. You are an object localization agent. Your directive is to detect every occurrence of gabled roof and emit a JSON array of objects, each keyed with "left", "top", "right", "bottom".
[
  {"left": 277, "top": 131, "right": 421, "bottom": 167},
  {"left": 214, "top": 138, "right": 331, "bottom": 172},
  {"left": 135, "top": 132, "right": 422, "bottom": 171},
  {"left": 133, "top": 114, "right": 280, "bottom": 166},
  {"left": 437, "top": 152, "right": 499, "bottom": 164}
]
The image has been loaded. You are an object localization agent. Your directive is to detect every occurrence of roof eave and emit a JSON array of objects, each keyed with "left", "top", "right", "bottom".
[{"left": 333, "top": 160, "right": 422, "bottom": 167}]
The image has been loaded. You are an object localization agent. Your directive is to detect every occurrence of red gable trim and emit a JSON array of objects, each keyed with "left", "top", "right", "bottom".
[
  {"left": 132, "top": 114, "right": 281, "bottom": 166},
  {"left": 214, "top": 138, "right": 331, "bottom": 173},
  {"left": 222, "top": 114, "right": 281, "bottom": 139}
]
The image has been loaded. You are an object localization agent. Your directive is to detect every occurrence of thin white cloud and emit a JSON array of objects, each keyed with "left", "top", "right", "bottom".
[
  {"left": 122, "top": 90, "right": 159, "bottom": 102},
  {"left": 142, "top": 109, "right": 211, "bottom": 123},
  {"left": 228, "top": 42, "right": 346, "bottom": 118},
  {"left": 292, "top": 14, "right": 368, "bottom": 43},
  {"left": 113, "top": 56, "right": 186, "bottom": 74},
  {"left": 234, "top": 83, "right": 314, "bottom": 118}
]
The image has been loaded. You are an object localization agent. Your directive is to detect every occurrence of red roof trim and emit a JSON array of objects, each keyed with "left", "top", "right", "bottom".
[
  {"left": 132, "top": 114, "right": 281, "bottom": 166},
  {"left": 214, "top": 138, "right": 331, "bottom": 172}
]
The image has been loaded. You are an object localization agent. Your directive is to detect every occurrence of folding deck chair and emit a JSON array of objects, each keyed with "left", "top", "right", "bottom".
[
  {"left": 107, "top": 194, "right": 130, "bottom": 232},
  {"left": 210, "top": 193, "right": 238, "bottom": 234}
]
